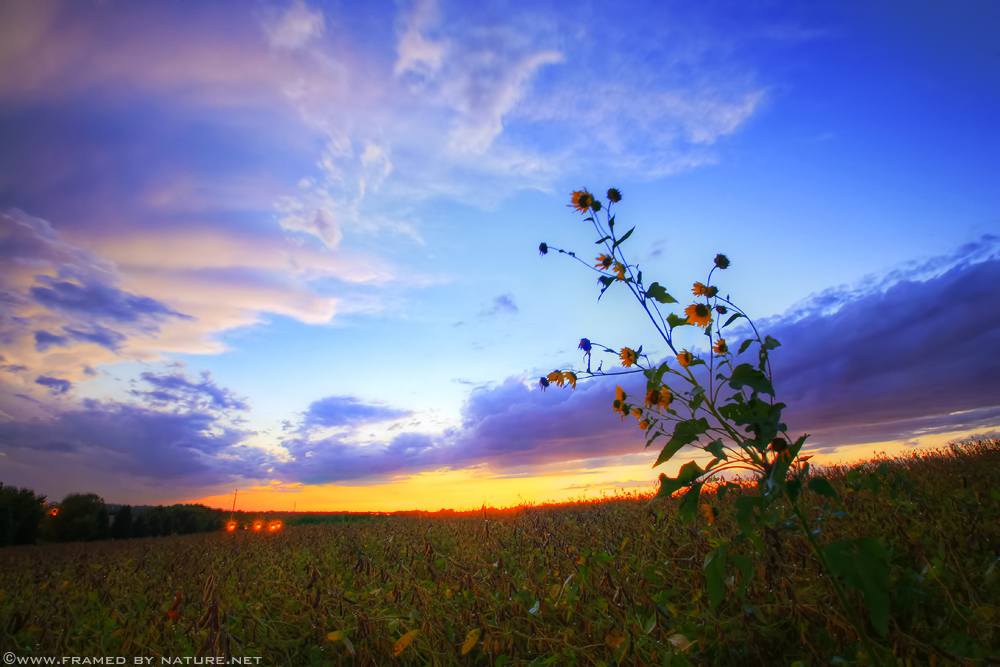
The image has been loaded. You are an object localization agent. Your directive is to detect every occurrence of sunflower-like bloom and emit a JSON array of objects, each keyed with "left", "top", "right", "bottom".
[
  {"left": 713, "top": 338, "right": 728, "bottom": 355},
  {"left": 685, "top": 303, "right": 713, "bottom": 328},
  {"left": 539, "top": 376, "right": 550, "bottom": 390},
  {"left": 619, "top": 347, "right": 637, "bottom": 367},
  {"left": 638, "top": 419, "right": 649, "bottom": 431},
  {"left": 595, "top": 254, "right": 613, "bottom": 269},
  {"left": 570, "top": 190, "right": 595, "bottom": 212},
  {"left": 547, "top": 370, "right": 564, "bottom": 387},
  {"left": 563, "top": 371, "right": 578, "bottom": 389},
  {"left": 631, "top": 407, "right": 643, "bottom": 419},
  {"left": 612, "top": 261, "right": 627, "bottom": 281},
  {"left": 677, "top": 350, "right": 693, "bottom": 367},
  {"left": 645, "top": 386, "right": 672, "bottom": 408},
  {"left": 715, "top": 305, "right": 728, "bottom": 315},
  {"left": 692, "top": 282, "right": 710, "bottom": 296},
  {"left": 612, "top": 385, "right": 627, "bottom": 418},
  {"left": 714, "top": 254, "right": 731, "bottom": 269},
  {"left": 578, "top": 338, "right": 592, "bottom": 354},
  {"left": 607, "top": 188, "right": 622, "bottom": 203}
]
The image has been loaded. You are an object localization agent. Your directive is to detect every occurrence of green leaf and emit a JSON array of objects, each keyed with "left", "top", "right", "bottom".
[
  {"left": 644, "top": 362, "right": 670, "bottom": 391},
  {"left": 716, "top": 481, "right": 740, "bottom": 501},
  {"left": 704, "top": 439, "right": 727, "bottom": 460},
  {"left": 762, "top": 335, "right": 781, "bottom": 351},
  {"left": 728, "top": 364, "right": 775, "bottom": 396},
  {"left": 645, "top": 282, "right": 677, "bottom": 304},
  {"left": 596, "top": 235, "right": 612, "bottom": 244},
  {"left": 644, "top": 430, "right": 662, "bottom": 450},
  {"left": 654, "top": 418, "right": 709, "bottom": 467},
  {"left": 613, "top": 226, "right": 635, "bottom": 249},
  {"left": 598, "top": 275, "right": 615, "bottom": 300},
  {"left": 730, "top": 553, "right": 753, "bottom": 598},
  {"left": 704, "top": 542, "right": 729, "bottom": 609},
  {"left": 654, "top": 460, "right": 705, "bottom": 499},
  {"left": 678, "top": 482, "right": 703, "bottom": 522},
  {"left": 738, "top": 339, "right": 755, "bottom": 355},
  {"left": 808, "top": 476, "right": 839, "bottom": 502},
  {"left": 785, "top": 479, "right": 801, "bottom": 503},
  {"left": 722, "top": 313, "right": 746, "bottom": 328},
  {"left": 667, "top": 313, "right": 689, "bottom": 329},
  {"left": 823, "top": 538, "right": 890, "bottom": 637}
]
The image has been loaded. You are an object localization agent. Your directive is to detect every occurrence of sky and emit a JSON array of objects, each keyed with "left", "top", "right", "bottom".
[{"left": 0, "top": 0, "right": 998, "bottom": 512}]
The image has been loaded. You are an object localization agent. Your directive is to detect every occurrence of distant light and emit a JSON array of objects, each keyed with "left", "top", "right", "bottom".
[
  {"left": 226, "top": 522, "right": 237, "bottom": 532},
  {"left": 253, "top": 521, "right": 263, "bottom": 531},
  {"left": 268, "top": 520, "right": 282, "bottom": 532},
  {"left": 49, "top": 508, "right": 59, "bottom": 516}
]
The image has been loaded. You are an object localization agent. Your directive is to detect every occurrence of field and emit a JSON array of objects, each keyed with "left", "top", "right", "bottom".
[{"left": 1, "top": 440, "right": 999, "bottom": 666}]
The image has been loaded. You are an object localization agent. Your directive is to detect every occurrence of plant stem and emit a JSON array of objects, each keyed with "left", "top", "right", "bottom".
[{"left": 786, "top": 491, "right": 888, "bottom": 667}]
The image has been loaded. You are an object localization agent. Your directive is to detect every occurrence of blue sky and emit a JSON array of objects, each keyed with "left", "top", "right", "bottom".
[{"left": 0, "top": 0, "right": 997, "bottom": 510}]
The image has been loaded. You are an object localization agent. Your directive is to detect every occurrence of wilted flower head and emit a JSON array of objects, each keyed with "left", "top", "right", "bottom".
[
  {"left": 570, "top": 190, "right": 595, "bottom": 212},
  {"left": 612, "top": 385, "right": 627, "bottom": 418},
  {"left": 619, "top": 347, "right": 638, "bottom": 367},
  {"left": 612, "top": 261, "right": 627, "bottom": 281},
  {"left": 578, "top": 338, "right": 592, "bottom": 354},
  {"left": 685, "top": 303, "right": 713, "bottom": 327},
  {"left": 563, "top": 371, "right": 578, "bottom": 389},
  {"left": 539, "top": 376, "right": 550, "bottom": 390},
  {"left": 539, "top": 243, "right": 548, "bottom": 255},
  {"left": 547, "top": 370, "right": 564, "bottom": 387},
  {"left": 714, "top": 254, "right": 731, "bottom": 269},
  {"left": 677, "top": 350, "right": 693, "bottom": 367},
  {"left": 607, "top": 188, "right": 622, "bottom": 203}
]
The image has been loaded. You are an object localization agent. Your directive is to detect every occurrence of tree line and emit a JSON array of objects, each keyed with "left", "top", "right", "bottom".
[{"left": 0, "top": 482, "right": 225, "bottom": 546}]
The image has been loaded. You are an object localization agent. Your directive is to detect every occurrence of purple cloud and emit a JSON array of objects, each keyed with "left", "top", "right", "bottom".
[
  {"left": 34, "top": 330, "right": 69, "bottom": 352},
  {"left": 131, "top": 371, "right": 250, "bottom": 413},
  {"left": 34, "top": 376, "right": 72, "bottom": 395},
  {"left": 30, "top": 276, "right": 187, "bottom": 325},
  {"left": 301, "top": 396, "right": 411, "bottom": 429}
]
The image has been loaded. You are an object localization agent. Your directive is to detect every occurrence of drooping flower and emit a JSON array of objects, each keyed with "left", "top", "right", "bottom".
[
  {"left": 578, "top": 338, "right": 592, "bottom": 354},
  {"left": 714, "top": 254, "right": 731, "bottom": 269},
  {"left": 570, "top": 190, "right": 595, "bottom": 212},
  {"left": 631, "top": 407, "right": 643, "bottom": 419},
  {"left": 607, "top": 188, "right": 622, "bottom": 203},
  {"left": 715, "top": 305, "right": 728, "bottom": 315},
  {"left": 692, "top": 282, "right": 710, "bottom": 296},
  {"left": 685, "top": 303, "right": 713, "bottom": 327},
  {"left": 539, "top": 243, "right": 548, "bottom": 255},
  {"left": 619, "top": 347, "right": 637, "bottom": 367},
  {"left": 677, "top": 350, "right": 693, "bottom": 367},
  {"left": 563, "top": 371, "right": 578, "bottom": 389},
  {"left": 612, "top": 261, "right": 627, "bottom": 281},
  {"left": 645, "top": 387, "right": 672, "bottom": 408},
  {"left": 713, "top": 338, "right": 728, "bottom": 355},
  {"left": 612, "top": 385, "right": 627, "bottom": 418},
  {"left": 548, "top": 370, "right": 564, "bottom": 387},
  {"left": 595, "top": 254, "right": 613, "bottom": 269},
  {"left": 539, "top": 376, "right": 550, "bottom": 390},
  {"left": 638, "top": 419, "right": 649, "bottom": 431}
]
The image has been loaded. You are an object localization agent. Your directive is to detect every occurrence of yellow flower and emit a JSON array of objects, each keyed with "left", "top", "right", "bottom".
[
  {"left": 612, "top": 261, "right": 627, "bottom": 281},
  {"left": 692, "top": 282, "right": 710, "bottom": 296},
  {"left": 619, "top": 347, "right": 637, "bottom": 367},
  {"left": 631, "top": 407, "right": 643, "bottom": 419},
  {"left": 612, "top": 385, "right": 627, "bottom": 418},
  {"left": 547, "top": 370, "right": 563, "bottom": 387},
  {"left": 595, "top": 254, "right": 612, "bottom": 269},
  {"left": 563, "top": 371, "right": 577, "bottom": 389},
  {"left": 685, "top": 303, "right": 713, "bottom": 327},
  {"left": 677, "top": 350, "right": 693, "bottom": 367},
  {"left": 645, "top": 387, "right": 672, "bottom": 408},
  {"left": 638, "top": 419, "right": 649, "bottom": 431},
  {"left": 713, "top": 338, "right": 728, "bottom": 355},
  {"left": 570, "top": 190, "right": 595, "bottom": 212}
]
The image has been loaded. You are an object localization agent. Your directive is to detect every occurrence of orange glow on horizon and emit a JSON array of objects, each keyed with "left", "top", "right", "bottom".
[{"left": 189, "top": 433, "right": 982, "bottom": 513}]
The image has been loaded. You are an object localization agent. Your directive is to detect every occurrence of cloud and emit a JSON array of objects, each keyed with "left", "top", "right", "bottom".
[
  {"left": 29, "top": 276, "right": 187, "bottom": 325},
  {"left": 262, "top": 0, "right": 325, "bottom": 51},
  {"left": 35, "top": 376, "right": 72, "bottom": 395},
  {"left": 480, "top": 294, "right": 518, "bottom": 317},
  {"left": 301, "top": 396, "right": 411, "bottom": 430},
  {"left": 130, "top": 371, "right": 250, "bottom": 413}
]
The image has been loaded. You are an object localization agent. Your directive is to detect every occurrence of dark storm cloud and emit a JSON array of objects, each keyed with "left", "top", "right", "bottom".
[{"left": 301, "top": 395, "right": 411, "bottom": 429}]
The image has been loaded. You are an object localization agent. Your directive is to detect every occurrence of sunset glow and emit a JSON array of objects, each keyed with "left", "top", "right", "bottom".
[{"left": 0, "top": 0, "right": 997, "bottom": 512}]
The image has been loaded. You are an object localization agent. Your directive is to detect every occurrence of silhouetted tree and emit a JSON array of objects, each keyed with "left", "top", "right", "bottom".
[
  {"left": 111, "top": 505, "right": 133, "bottom": 539},
  {"left": 0, "top": 483, "right": 47, "bottom": 546},
  {"left": 53, "top": 493, "right": 108, "bottom": 542},
  {"left": 132, "top": 511, "right": 150, "bottom": 538}
]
